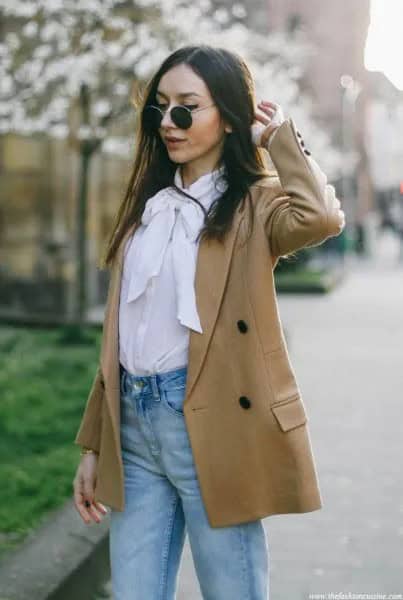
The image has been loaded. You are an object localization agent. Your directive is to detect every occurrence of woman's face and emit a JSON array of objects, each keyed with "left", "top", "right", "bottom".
[{"left": 156, "top": 64, "right": 231, "bottom": 177}]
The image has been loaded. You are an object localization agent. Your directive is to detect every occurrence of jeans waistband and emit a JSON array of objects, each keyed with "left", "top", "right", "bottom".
[{"left": 119, "top": 363, "right": 188, "bottom": 398}]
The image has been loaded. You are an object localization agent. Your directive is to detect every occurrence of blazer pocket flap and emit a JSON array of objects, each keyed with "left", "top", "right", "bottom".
[{"left": 271, "top": 396, "right": 307, "bottom": 432}]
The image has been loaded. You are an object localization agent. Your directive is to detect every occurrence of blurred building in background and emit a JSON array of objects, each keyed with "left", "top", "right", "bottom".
[
  {"left": 0, "top": 127, "right": 126, "bottom": 320},
  {"left": 365, "top": 71, "right": 403, "bottom": 248},
  {"left": 266, "top": 0, "right": 374, "bottom": 252}
]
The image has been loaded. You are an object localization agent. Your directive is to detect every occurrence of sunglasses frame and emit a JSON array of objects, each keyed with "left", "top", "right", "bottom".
[{"left": 144, "top": 102, "right": 216, "bottom": 130}]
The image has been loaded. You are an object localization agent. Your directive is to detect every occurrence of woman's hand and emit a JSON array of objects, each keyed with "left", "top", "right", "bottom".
[
  {"left": 73, "top": 453, "right": 108, "bottom": 524},
  {"left": 251, "top": 101, "right": 285, "bottom": 147}
]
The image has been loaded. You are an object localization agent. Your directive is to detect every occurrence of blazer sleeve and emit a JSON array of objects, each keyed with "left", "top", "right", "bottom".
[
  {"left": 74, "top": 365, "right": 105, "bottom": 453},
  {"left": 257, "top": 117, "right": 344, "bottom": 258}
]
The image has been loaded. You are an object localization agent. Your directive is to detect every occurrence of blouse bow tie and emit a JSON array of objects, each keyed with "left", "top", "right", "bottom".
[{"left": 126, "top": 165, "right": 227, "bottom": 333}]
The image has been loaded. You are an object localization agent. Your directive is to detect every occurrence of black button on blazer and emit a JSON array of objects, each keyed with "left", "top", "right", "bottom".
[{"left": 237, "top": 320, "right": 248, "bottom": 333}]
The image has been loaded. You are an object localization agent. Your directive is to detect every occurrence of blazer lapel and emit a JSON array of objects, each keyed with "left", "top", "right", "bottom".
[{"left": 185, "top": 207, "right": 244, "bottom": 401}]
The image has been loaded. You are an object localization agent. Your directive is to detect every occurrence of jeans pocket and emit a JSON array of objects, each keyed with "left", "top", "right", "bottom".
[{"left": 162, "top": 386, "right": 186, "bottom": 417}]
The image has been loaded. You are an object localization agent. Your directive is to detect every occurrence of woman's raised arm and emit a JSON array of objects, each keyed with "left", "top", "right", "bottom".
[{"left": 257, "top": 117, "right": 345, "bottom": 258}]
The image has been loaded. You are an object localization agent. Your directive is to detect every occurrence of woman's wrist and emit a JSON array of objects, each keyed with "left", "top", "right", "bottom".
[
  {"left": 261, "top": 124, "right": 281, "bottom": 148},
  {"left": 251, "top": 122, "right": 281, "bottom": 150},
  {"left": 250, "top": 106, "right": 285, "bottom": 149},
  {"left": 80, "top": 446, "right": 99, "bottom": 456}
]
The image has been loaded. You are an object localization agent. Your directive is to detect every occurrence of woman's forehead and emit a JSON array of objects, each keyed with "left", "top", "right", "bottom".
[
  {"left": 156, "top": 90, "right": 203, "bottom": 99},
  {"left": 157, "top": 65, "right": 209, "bottom": 99}
]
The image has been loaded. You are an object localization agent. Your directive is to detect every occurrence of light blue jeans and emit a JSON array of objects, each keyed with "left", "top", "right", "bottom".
[{"left": 109, "top": 363, "right": 270, "bottom": 599}]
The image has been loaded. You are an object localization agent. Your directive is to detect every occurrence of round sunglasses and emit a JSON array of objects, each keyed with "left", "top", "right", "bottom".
[{"left": 143, "top": 102, "right": 216, "bottom": 130}]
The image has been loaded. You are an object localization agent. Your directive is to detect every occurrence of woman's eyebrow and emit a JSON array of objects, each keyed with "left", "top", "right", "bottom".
[{"left": 156, "top": 90, "right": 202, "bottom": 98}]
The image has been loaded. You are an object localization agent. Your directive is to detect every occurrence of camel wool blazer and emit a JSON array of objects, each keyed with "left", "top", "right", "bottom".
[{"left": 74, "top": 117, "right": 344, "bottom": 528}]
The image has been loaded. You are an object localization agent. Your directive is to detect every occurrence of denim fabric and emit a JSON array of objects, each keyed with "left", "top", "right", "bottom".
[{"left": 109, "top": 363, "right": 270, "bottom": 599}]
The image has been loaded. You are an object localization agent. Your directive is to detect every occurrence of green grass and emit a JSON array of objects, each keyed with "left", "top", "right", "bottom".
[
  {"left": 0, "top": 325, "right": 102, "bottom": 559},
  {"left": 274, "top": 267, "right": 343, "bottom": 293}
]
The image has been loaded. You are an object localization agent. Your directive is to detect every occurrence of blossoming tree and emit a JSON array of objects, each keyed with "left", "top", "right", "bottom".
[{"left": 0, "top": 0, "right": 341, "bottom": 322}]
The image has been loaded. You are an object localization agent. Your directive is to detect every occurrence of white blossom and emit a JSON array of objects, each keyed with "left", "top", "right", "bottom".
[{"left": 0, "top": 0, "right": 341, "bottom": 175}]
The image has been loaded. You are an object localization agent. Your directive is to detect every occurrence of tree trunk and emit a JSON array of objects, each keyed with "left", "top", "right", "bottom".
[{"left": 73, "top": 83, "right": 93, "bottom": 329}]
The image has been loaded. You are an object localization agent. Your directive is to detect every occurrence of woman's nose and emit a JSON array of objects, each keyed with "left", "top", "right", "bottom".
[{"left": 160, "top": 108, "right": 175, "bottom": 128}]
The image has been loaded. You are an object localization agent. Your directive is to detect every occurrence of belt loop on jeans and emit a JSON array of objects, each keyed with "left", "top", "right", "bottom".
[{"left": 150, "top": 375, "right": 160, "bottom": 401}]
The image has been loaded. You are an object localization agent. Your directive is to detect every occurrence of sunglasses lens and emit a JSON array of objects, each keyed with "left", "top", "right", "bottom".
[
  {"left": 143, "top": 105, "right": 193, "bottom": 131},
  {"left": 171, "top": 106, "right": 192, "bottom": 129}
]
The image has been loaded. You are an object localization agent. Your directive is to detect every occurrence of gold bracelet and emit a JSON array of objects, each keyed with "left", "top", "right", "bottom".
[{"left": 80, "top": 447, "right": 99, "bottom": 456}]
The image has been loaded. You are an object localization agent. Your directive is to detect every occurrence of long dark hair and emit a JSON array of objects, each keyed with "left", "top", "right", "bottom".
[{"left": 101, "top": 44, "right": 272, "bottom": 269}]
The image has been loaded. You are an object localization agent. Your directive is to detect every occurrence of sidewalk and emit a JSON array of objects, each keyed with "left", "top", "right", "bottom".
[
  {"left": 96, "top": 235, "right": 403, "bottom": 598},
  {"left": 266, "top": 239, "right": 403, "bottom": 597}
]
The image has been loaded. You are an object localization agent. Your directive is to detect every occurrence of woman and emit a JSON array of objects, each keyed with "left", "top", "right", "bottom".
[{"left": 73, "top": 45, "right": 345, "bottom": 599}]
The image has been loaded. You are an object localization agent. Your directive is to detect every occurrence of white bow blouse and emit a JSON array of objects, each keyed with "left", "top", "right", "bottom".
[{"left": 118, "top": 165, "right": 227, "bottom": 376}]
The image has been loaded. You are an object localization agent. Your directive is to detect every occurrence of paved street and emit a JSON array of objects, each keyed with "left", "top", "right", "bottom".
[{"left": 96, "top": 233, "right": 403, "bottom": 599}]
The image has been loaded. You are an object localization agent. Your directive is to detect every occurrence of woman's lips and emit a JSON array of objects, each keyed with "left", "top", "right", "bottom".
[{"left": 166, "top": 138, "right": 186, "bottom": 147}]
